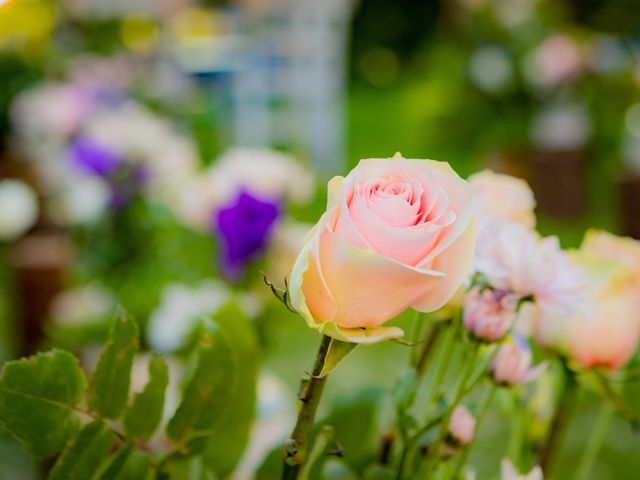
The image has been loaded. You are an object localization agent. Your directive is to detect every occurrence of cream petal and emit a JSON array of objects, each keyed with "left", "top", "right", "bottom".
[
  {"left": 320, "top": 322, "right": 405, "bottom": 344},
  {"left": 412, "top": 217, "right": 477, "bottom": 312},
  {"left": 317, "top": 226, "right": 447, "bottom": 329}
]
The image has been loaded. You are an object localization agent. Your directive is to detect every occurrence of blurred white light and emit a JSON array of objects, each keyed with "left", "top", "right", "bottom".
[
  {"left": 530, "top": 104, "right": 592, "bottom": 151},
  {"left": 469, "top": 45, "right": 513, "bottom": 93},
  {"left": 0, "top": 179, "right": 38, "bottom": 241}
]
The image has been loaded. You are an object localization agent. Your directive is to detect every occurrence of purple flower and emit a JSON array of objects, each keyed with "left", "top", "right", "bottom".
[
  {"left": 70, "top": 137, "right": 121, "bottom": 177},
  {"left": 214, "top": 191, "right": 280, "bottom": 279}
]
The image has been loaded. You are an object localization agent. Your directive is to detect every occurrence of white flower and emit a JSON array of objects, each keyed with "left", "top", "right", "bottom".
[
  {"left": 474, "top": 218, "right": 588, "bottom": 314},
  {"left": 0, "top": 180, "right": 39, "bottom": 241},
  {"left": 177, "top": 148, "right": 313, "bottom": 230},
  {"left": 501, "top": 459, "right": 543, "bottom": 480},
  {"left": 147, "top": 281, "right": 231, "bottom": 353}
]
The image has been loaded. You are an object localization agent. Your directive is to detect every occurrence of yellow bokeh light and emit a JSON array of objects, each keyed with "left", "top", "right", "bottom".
[{"left": 120, "top": 15, "right": 158, "bottom": 53}]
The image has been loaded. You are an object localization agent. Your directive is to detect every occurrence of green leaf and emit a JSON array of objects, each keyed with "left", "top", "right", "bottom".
[
  {"left": 202, "top": 302, "right": 259, "bottom": 477},
  {"left": 124, "top": 355, "right": 169, "bottom": 440},
  {"left": 165, "top": 302, "right": 259, "bottom": 477},
  {"left": 319, "top": 340, "right": 357, "bottom": 377},
  {"left": 0, "top": 349, "right": 86, "bottom": 458},
  {"left": 94, "top": 445, "right": 153, "bottom": 480},
  {"left": 88, "top": 311, "right": 139, "bottom": 419},
  {"left": 49, "top": 420, "right": 115, "bottom": 480},
  {"left": 165, "top": 313, "right": 236, "bottom": 450}
]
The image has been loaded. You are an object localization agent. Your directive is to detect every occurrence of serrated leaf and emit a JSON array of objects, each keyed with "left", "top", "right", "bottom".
[
  {"left": 0, "top": 349, "right": 86, "bottom": 458},
  {"left": 164, "top": 302, "right": 259, "bottom": 477},
  {"left": 165, "top": 313, "right": 236, "bottom": 451},
  {"left": 88, "top": 312, "right": 139, "bottom": 419},
  {"left": 202, "top": 302, "right": 259, "bottom": 477},
  {"left": 93, "top": 445, "right": 153, "bottom": 480},
  {"left": 124, "top": 355, "right": 168, "bottom": 440},
  {"left": 49, "top": 420, "right": 114, "bottom": 480}
]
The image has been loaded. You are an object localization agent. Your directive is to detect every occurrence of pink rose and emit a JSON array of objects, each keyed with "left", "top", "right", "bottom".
[
  {"left": 531, "top": 235, "right": 640, "bottom": 371},
  {"left": 448, "top": 406, "right": 476, "bottom": 446},
  {"left": 491, "top": 336, "right": 547, "bottom": 386},
  {"left": 463, "top": 286, "right": 518, "bottom": 342},
  {"left": 289, "top": 154, "right": 476, "bottom": 343}
]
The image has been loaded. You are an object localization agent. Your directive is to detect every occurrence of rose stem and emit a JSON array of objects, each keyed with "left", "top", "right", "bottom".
[
  {"left": 450, "top": 383, "right": 497, "bottom": 479},
  {"left": 420, "top": 341, "right": 480, "bottom": 478},
  {"left": 539, "top": 362, "right": 577, "bottom": 474},
  {"left": 396, "top": 315, "right": 459, "bottom": 479},
  {"left": 282, "top": 334, "right": 332, "bottom": 480},
  {"left": 507, "top": 393, "right": 526, "bottom": 468},
  {"left": 415, "top": 322, "right": 444, "bottom": 374},
  {"left": 575, "top": 402, "right": 613, "bottom": 480}
]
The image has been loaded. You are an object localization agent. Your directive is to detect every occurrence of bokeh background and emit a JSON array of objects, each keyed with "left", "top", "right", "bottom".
[{"left": 1, "top": 0, "right": 640, "bottom": 478}]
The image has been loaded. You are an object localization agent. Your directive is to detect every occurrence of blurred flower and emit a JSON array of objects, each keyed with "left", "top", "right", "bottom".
[
  {"left": 289, "top": 154, "right": 476, "bottom": 344},
  {"left": 491, "top": 335, "right": 547, "bottom": 386},
  {"left": 70, "top": 137, "right": 122, "bottom": 177},
  {"left": 530, "top": 103, "right": 592, "bottom": 151},
  {"left": 448, "top": 406, "right": 476, "bottom": 446},
  {"left": 214, "top": 191, "right": 280, "bottom": 279},
  {"left": 469, "top": 170, "right": 536, "bottom": 228},
  {"left": 464, "top": 286, "right": 518, "bottom": 342},
  {"left": 581, "top": 230, "right": 640, "bottom": 280},
  {"left": 532, "top": 237, "right": 640, "bottom": 370},
  {"left": 524, "top": 34, "right": 583, "bottom": 88},
  {"left": 500, "top": 459, "right": 543, "bottom": 480},
  {"left": 468, "top": 46, "right": 513, "bottom": 94},
  {"left": 177, "top": 148, "right": 314, "bottom": 230},
  {"left": 147, "top": 281, "right": 231, "bottom": 353},
  {"left": 11, "top": 82, "right": 93, "bottom": 147},
  {"left": 587, "top": 36, "right": 628, "bottom": 74},
  {"left": 474, "top": 219, "right": 588, "bottom": 315},
  {"left": 0, "top": 179, "right": 38, "bottom": 241},
  {"left": 492, "top": 0, "right": 537, "bottom": 29},
  {"left": 80, "top": 101, "right": 197, "bottom": 201},
  {"left": 50, "top": 284, "right": 115, "bottom": 326},
  {"left": 49, "top": 177, "right": 110, "bottom": 225}
]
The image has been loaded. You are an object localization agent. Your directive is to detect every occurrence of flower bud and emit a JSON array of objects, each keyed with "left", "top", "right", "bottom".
[
  {"left": 491, "top": 336, "right": 547, "bottom": 386},
  {"left": 448, "top": 406, "right": 476, "bottom": 446},
  {"left": 463, "top": 286, "right": 518, "bottom": 342}
]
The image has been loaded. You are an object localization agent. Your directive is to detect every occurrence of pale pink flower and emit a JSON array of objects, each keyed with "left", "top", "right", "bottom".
[
  {"left": 491, "top": 336, "right": 547, "bottom": 385},
  {"left": 528, "top": 34, "right": 583, "bottom": 87},
  {"left": 474, "top": 219, "right": 588, "bottom": 315},
  {"left": 448, "top": 406, "right": 476, "bottom": 446},
  {"left": 501, "top": 459, "right": 543, "bottom": 480},
  {"left": 463, "top": 286, "right": 518, "bottom": 342},
  {"left": 468, "top": 170, "right": 536, "bottom": 228},
  {"left": 289, "top": 153, "right": 476, "bottom": 344},
  {"left": 531, "top": 236, "right": 640, "bottom": 371}
]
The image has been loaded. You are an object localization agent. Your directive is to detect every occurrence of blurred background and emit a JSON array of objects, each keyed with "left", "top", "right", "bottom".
[{"left": 1, "top": 0, "right": 640, "bottom": 478}]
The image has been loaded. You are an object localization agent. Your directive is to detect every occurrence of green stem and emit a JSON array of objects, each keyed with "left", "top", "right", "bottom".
[
  {"left": 416, "top": 322, "right": 444, "bottom": 374},
  {"left": 451, "top": 384, "right": 496, "bottom": 479},
  {"left": 539, "top": 364, "right": 577, "bottom": 475},
  {"left": 397, "top": 316, "right": 459, "bottom": 479},
  {"left": 575, "top": 403, "right": 613, "bottom": 480},
  {"left": 421, "top": 343, "right": 479, "bottom": 477},
  {"left": 282, "top": 335, "right": 332, "bottom": 480},
  {"left": 508, "top": 394, "right": 526, "bottom": 468},
  {"left": 410, "top": 310, "right": 426, "bottom": 367}
]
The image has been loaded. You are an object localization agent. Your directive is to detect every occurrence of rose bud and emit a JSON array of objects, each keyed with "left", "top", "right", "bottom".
[
  {"left": 289, "top": 153, "right": 476, "bottom": 343},
  {"left": 448, "top": 406, "right": 476, "bottom": 446},
  {"left": 463, "top": 286, "right": 518, "bottom": 342},
  {"left": 491, "top": 335, "right": 547, "bottom": 386}
]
